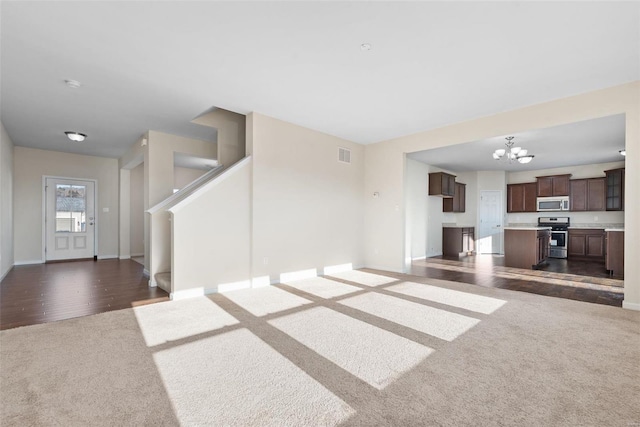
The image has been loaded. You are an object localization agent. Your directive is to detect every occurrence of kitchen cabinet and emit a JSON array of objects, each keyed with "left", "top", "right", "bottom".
[
  {"left": 442, "top": 227, "right": 474, "bottom": 257},
  {"left": 537, "top": 174, "right": 571, "bottom": 197},
  {"left": 507, "top": 182, "right": 537, "bottom": 213},
  {"left": 568, "top": 228, "right": 605, "bottom": 262},
  {"left": 429, "top": 172, "right": 456, "bottom": 197},
  {"left": 443, "top": 182, "right": 466, "bottom": 212},
  {"left": 605, "top": 168, "right": 625, "bottom": 211},
  {"left": 504, "top": 228, "right": 550, "bottom": 269},
  {"left": 570, "top": 178, "right": 606, "bottom": 211},
  {"left": 605, "top": 230, "right": 624, "bottom": 278}
]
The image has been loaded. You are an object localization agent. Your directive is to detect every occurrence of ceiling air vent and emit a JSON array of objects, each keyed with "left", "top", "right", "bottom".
[{"left": 338, "top": 147, "right": 351, "bottom": 164}]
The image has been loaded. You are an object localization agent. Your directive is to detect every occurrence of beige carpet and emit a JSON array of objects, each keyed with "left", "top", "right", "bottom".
[{"left": 1, "top": 270, "right": 639, "bottom": 426}]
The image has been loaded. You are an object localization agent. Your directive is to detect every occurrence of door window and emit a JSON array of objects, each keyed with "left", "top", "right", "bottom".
[{"left": 55, "top": 184, "right": 87, "bottom": 233}]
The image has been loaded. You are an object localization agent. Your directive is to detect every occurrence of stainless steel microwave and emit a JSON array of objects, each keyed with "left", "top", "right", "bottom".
[{"left": 537, "top": 196, "right": 570, "bottom": 212}]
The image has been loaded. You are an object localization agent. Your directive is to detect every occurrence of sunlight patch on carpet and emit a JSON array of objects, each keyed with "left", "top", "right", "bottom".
[
  {"left": 282, "top": 277, "right": 361, "bottom": 299},
  {"left": 222, "top": 286, "right": 312, "bottom": 317},
  {"left": 269, "top": 307, "right": 433, "bottom": 390},
  {"left": 387, "top": 281, "right": 507, "bottom": 314},
  {"left": 153, "top": 328, "right": 354, "bottom": 426},
  {"left": 327, "top": 270, "right": 397, "bottom": 286},
  {"left": 339, "top": 293, "right": 480, "bottom": 342},
  {"left": 133, "top": 297, "right": 239, "bottom": 347}
]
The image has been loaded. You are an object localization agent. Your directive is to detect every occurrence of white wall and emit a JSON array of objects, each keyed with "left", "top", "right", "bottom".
[
  {"left": 251, "top": 113, "right": 364, "bottom": 282},
  {"left": 13, "top": 147, "right": 119, "bottom": 263},
  {"left": 170, "top": 158, "right": 251, "bottom": 295},
  {"left": 506, "top": 160, "right": 625, "bottom": 226},
  {"left": 0, "top": 122, "right": 14, "bottom": 279},
  {"left": 130, "top": 163, "right": 144, "bottom": 256},
  {"left": 364, "top": 81, "right": 639, "bottom": 309},
  {"left": 404, "top": 158, "right": 428, "bottom": 264}
]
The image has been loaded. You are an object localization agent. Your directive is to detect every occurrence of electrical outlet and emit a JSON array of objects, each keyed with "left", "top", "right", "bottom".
[{"left": 263, "top": 257, "right": 269, "bottom": 265}]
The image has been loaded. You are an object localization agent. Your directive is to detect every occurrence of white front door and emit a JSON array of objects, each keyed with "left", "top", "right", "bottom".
[
  {"left": 478, "top": 190, "right": 503, "bottom": 254},
  {"left": 45, "top": 177, "right": 96, "bottom": 261}
]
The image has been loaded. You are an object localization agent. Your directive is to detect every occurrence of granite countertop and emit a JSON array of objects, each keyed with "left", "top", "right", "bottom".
[
  {"left": 567, "top": 226, "right": 606, "bottom": 230},
  {"left": 504, "top": 226, "right": 552, "bottom": 231},
  {"left": 605, "top": 228, "right": 624, "bottom": 232}
]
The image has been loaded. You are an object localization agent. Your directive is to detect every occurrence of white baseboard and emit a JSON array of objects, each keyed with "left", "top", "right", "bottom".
[
  {"left": 97, "top": 255, "right": 118, "bottom": 260},
  {"left": 170, "top": 287, "right": 204, "bottom": 300},
  {"left": 622, "top": 301, "right": 640, "bottom": 311},
  {"left": 119, "top": 255, "right": 131, "bottom": 260},
  {"left": 0, "top": 266, "right": 12, "bottom": 282},
  {"left": 13, "top": 260, "right": 44, "bottom": 266},
  {"left": 130, "top": 253, "right": 144, "bottom": 257},
  {"left": 362, "top": 265, "right": 404, "bottom": 274},
  {"left": 143, "top": 269, "right": 150, "bottom": 277}
]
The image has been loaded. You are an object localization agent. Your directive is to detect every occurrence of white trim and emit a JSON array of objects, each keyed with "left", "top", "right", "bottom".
[
  {"left": 144, "top": 269, "right": 151, "bottom": 278},
  {"left": 170, "top": 287, "right": 204, "bottom": 300},
  {"left": 97, "top": 255, "right": 118, "bottom": 260},
  {"left": 130, "top": 253, "right": 144, "bottom": 257},
  {"left": 119, "top": 255, "right": 131, "bottom": 260},
  {"left": 0, "top": 267, "right": 12, "bottom": 281},
  {"left": 360, "top": 265, "right": 404, "bottom": 274},
  {"left": 622, "top": 301, "right": 640, "bottom": 311},
  {"left": 13, "top": 260, "right": 45, "bottom": 265}
]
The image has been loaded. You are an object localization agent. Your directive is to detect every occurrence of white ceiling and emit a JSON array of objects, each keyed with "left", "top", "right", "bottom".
[
  {"left": 408, "top": 114, "right": 627, "bottom": 172},
  {"left": 1, "top": 2, "right": 639, "bottom": 159}
]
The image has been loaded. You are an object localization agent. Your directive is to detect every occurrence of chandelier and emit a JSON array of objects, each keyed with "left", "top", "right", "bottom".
[{"left": 492, "top": 136, "right": 534, "bottom": 164}]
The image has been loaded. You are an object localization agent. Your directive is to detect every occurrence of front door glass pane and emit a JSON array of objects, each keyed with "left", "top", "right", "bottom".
[{"left": 55, "top": 184, "right": 87, "bottom": 232}]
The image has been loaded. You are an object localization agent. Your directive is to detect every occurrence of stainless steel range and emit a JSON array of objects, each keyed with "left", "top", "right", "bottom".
[{"left": 538, "top": 217, "right": 570, "bottom": 259}]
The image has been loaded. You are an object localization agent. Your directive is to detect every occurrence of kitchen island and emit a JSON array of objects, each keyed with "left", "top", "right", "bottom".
[{"left": 504, "top": 227, "right": 551, "bottom": 270}]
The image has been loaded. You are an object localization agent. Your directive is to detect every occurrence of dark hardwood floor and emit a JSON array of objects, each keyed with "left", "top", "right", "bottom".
[
  {"left": 0, "top": 259, "right": 169, "bottom": 330},
  {"left": 411, "top": 255, "right": 623, "bottom": 307},
  {"left": 0, "top": 254, "right": 623, "bottom": 331}
]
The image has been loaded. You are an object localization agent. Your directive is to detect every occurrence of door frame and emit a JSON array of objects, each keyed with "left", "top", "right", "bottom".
[
  {"left": 478, "top": 190, "right": 504, "bottom": 254},
  {"left": 42, "top": 176, "right": 98, "bottom": 262}
]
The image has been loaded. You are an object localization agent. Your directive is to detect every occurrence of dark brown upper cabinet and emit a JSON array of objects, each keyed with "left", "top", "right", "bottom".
[
  {"left": 605, "top": 168, "right": 625, "bottom": 211},
  {"left": 443, "top": 182, "right": 466, "bottom": 212},
  {"left": 570, "top": 178, "right": 606, "bottom": 211},
  {"left": 507, "top": 182, "right": 537, "bottom": 213},
  {"left": 429, "top": 172, "right": 456, "bottom": 197},
  {"left": 537, "top": 174, "right": 571, "bottom": 197}
]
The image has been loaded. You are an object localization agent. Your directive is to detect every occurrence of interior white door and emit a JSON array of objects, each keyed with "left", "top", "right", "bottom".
[
  {"left": 478, "top": 190, "right": 503, "bottom": 254},
  {"left": 45, "top": 177, "right": 96, "bottom": 261}
]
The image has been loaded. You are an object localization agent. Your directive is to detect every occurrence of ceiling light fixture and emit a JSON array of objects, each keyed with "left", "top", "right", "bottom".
[
  {"left": 492, "top": 136, "right": 535, "bottom": 164},
  {"left": 65, "top": 131, "right": 87, "bottom": 142},
  {"left": 619, "top": 149, "right": 626, "bottom": 156},
  {"left": 360, "top": 43, "right": 371, "bottom": 51}
]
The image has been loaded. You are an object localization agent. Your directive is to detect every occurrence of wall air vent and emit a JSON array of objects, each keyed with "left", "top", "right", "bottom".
[{"left": 338, "top": 147, "right": 351, "bottom": 164}]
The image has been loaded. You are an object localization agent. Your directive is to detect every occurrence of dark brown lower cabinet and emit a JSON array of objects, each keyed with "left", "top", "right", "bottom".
[
  {"left": 504, "top": 228, "right": 550, "bottom": 270},
  {"left": 568, "top": 228, "right": 605, "bottom": 262},
  {"left": 605, "top": 231, "right": 624, "bottom": 278},
  {"left": 443, "top": 227, "right": 474, "bottom": 257}
]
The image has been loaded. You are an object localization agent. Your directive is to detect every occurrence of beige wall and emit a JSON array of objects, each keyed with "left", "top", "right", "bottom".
[
  {"left": 251, "top": 113, "right": 365, "bottom": 282},
  {"left": 170, "top": 158, "right": 251, "bottom": 296},
  {"left": 1, "top": 122, "right": 14, "bottom": 278},
  {"left": 13, "top": 146, "right": 119, "bottom": 262},
  {"left": 192, "top": 108, "right": 246, "bottom": 167},
  {"left": 364, "top": 81, "right": 640, "bottom": 309},
  {"left": 130, "top": 163, "right": 144, "bottom": 256},
  {"left": 173, "top": 167, "right": 206, "bottom": 190}
]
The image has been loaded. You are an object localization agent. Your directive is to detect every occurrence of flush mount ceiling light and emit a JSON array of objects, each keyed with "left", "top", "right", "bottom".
[
  {"left": 619, "top": 149, "right": 626, "bottom": 156},
  {"left": 65, "top": 131, "right": 87, "bottom": 142},
  {"left": 360, "top": 43, "right": 371, "bottom": 51},
  {"left": 492, "top": 136, "right": 535, "bottom": 164}
]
